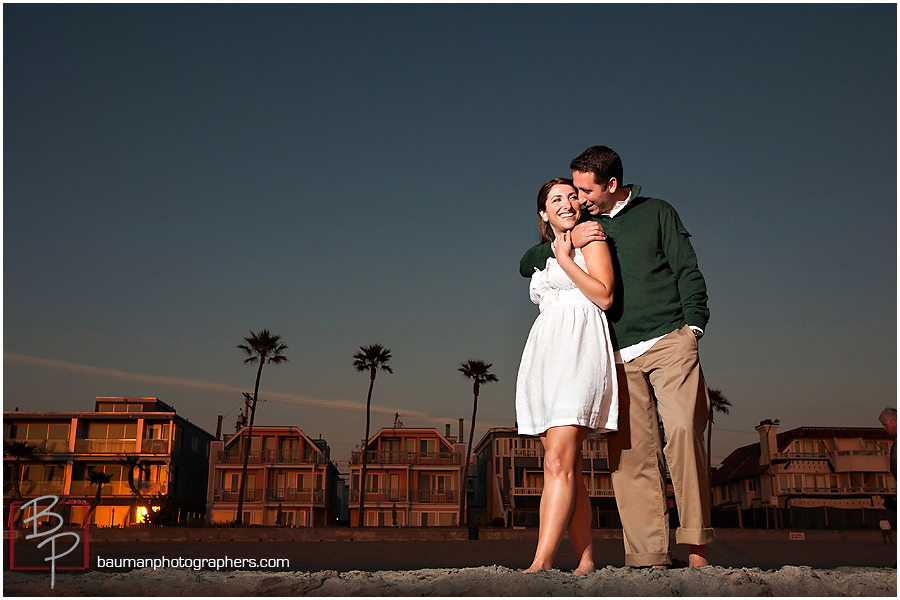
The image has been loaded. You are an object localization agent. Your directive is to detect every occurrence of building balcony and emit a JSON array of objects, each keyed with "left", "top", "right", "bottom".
[
  {"left": 412, "top": 489, "right": 459, "bottom": 503},
  {"left": 828, "top": 450, "right": 890, "bottom": 473},
  {"left": 349, "top": 488, "right": 408, "bottom": 503},
  {"left": 213, "top": 488, "right": 266, "bottom": 502},
  {"left": 4, "top": 480, "right": 66, "bottom": 497},
  {"left": 264, "top": 488, "right": 326, "bottom": 503},
  {"left": 74, "top": 439, "right": 137, "bottom": 454},
  {"left": 350, "top": 451, "right": 460, "bottom": 466},
  {"left": 778, "top": 486, "right": 894, "bottom": 496},
  {"left": 217, "top": 450, "right": 325, "bottom": 465},
  {"left": 68, "top": 480, "right": 139, "bottom": 496},
  {"left": 771, "top": 452, "right": 828, "bottom": 464},
  {"left": 141, "top": 440, "right": 170, "bottom": 454},
  {"left": 512, "top": 449, "right": 542, "bottom": 458},
  {"left": 5, "top": 438, "right": 70, "bottom": 454},
  {"left": 347, "top": 488, "right": 459, "bottom": 504},
  {"left": 510, "top": 487, "right": 614, "bottom": 498}
]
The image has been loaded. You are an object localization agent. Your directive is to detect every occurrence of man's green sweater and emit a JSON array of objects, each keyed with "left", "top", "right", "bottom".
[{"left": 519, "top": 185, "right": 709, "bottom": 350}]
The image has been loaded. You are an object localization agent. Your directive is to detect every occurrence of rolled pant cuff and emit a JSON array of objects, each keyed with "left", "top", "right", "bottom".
[
  {"left": 675, "top": 527, "right": 715, "bottom": 546},
  {"left": 624, "top": 552, "right": 671, "bottom": 567}
]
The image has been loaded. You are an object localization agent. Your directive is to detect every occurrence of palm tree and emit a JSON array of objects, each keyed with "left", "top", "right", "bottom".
[
  {"left": 120, "top": 452, "right": 155, "bottom": 522},
  {"left": 4, "top": 441, "right": 41, "bottom": 527},
  {"left": 86, "top": 469, "right": 112, "bottom": 525},
  {"left": 707, "top": 387, "right": 732, "bottom": 482},
  {"left": 3, "top": 441, "right": 41, "bottom": 503},
  {"left": 353, "top": 343, "right": 393, "bottom": 527},
  {"left": 458, "top": 359, "right": 498, "bottom": 526},
  {"left": 235, "top": 329, "right": 288, "bottom": 524}
]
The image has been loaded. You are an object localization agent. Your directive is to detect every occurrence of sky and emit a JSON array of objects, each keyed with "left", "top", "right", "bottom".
[{"left": 3, "top": 3, "right": 897, "bottom": 473}]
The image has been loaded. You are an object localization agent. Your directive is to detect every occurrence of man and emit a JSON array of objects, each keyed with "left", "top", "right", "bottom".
[{"left": 519, "top": 145, "right": 714, "bottom": 568}]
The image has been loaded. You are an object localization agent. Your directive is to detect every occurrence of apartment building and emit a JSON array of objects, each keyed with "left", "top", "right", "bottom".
[
  {"left": 471, "top": 427, "right": 618, "bottom": 528},
  {"left": 711, "top": 419, "right": 895, "bottom": 528},
  {"left": 206, "top": 425, "right": 343, "bottom": 526},
  {"left": 3, "top": 397, "right": 214, "bottom": 526},
  {"left": 348, "top": 425, "right": 466, "bottom": 527}
]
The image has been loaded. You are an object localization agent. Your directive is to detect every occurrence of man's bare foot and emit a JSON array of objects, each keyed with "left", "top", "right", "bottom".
[
  {"left": 573, "top": 561, "right": 595, "bottom": 576},
  {"left": 651, "top": 565, "right": 668, "bottom": 570},
  {"left": 688, "top": 545, "right": 709, "bottom": 567}
]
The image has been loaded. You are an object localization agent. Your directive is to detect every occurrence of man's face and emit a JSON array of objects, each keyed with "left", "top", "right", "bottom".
[
  {"left": 883, "top": 419, "right": 897, "bottom": 436},
  {"left": 573, "top": 170, "right": 615, "bottom": 216}
]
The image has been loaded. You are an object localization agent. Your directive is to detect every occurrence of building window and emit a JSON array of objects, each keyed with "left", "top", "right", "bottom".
[
  {"left": 87, "top": 422, "right": 137, "bottom": 440},
  {"left": 97, "top": 403, "right": 144, "bottom": 413},
  {"left": 146, "top": 423, "right": 170, "bottom": 440},
  {"left": 7, "top": 422, "right": 69, "bottom": 452}
]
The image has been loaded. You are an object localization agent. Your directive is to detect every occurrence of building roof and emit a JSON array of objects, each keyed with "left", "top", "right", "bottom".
[
  {"left": 712, "top": 425, "right": 892, "bottom": 486},
  {"left": 473, "top": 427, "right": 519, "bottom": 454}
]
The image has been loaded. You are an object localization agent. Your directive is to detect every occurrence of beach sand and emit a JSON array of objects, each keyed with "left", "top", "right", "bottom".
[{"left": 4, "top": 564, "right": 897, "bottom": 597}]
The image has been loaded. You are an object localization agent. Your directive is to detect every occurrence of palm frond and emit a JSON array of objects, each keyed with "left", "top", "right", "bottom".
[
  {"left": 458, "top": 359, "right": 499, "bottom": 384},
  {"left": 708, "top": 388, "right": 732, "bottom": 415},
  {"left": 3, "top": 440, "right": 42, "bottom": 459},
  {"left": 87, "top": 469, "right": 113, "bottom": 485},
  {"left": 238, "top": 329, "right": 289, "bottom": 363},
  {"left": 353, "top": 344, "right": 393, "bottom": 371}
]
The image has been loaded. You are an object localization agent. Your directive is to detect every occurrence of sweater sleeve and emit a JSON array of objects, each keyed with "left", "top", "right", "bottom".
[
  {"left": 519, "top": 242, "right": 554, "bottom": 278},
  {"left": 659, "top": 203, "right": 710, "bottom": 330}
]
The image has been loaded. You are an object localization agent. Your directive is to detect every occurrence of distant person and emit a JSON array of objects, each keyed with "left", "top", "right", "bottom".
[
  {"left": 520, "top": 146, "right": 714, "bottom": 569},
  {"left": 515, "top": 177, "right": 618, "bottom": 576},
  {"left": 878, "top": 407, "right": 896, "bottom": 511}
]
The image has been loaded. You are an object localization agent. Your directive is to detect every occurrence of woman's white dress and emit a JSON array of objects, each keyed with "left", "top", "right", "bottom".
[{"left": 515, "top": 248, "right": 618, "bottom": 436}]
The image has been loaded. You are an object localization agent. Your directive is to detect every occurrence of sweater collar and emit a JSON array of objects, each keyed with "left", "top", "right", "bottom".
[{"left": 607, "top": 184, "right": 640, "bottom": 218}]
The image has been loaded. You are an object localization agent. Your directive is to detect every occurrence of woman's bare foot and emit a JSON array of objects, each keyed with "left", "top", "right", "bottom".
[
  {"left": 523, "top": 562, "right": 551, "bottom": 573},
  {"left": 688, "top": 545, "right": 709, "bottom": 567},
  {"left": 573, "top": 561, "right": 595, "bottom": 576}
]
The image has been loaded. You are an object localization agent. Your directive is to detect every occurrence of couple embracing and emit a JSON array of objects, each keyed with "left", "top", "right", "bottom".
[{"left": 515, "top": 145, "right": 714, "bottom": 573}]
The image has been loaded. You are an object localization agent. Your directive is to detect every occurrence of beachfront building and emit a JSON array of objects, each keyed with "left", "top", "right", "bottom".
[
  {"left": 348, "top": 425, "right": 466, "bottom": 527},
  {"left": 3, "top": 397, "right": 215, "bottom": 526},
  {"left": 711, "top": 419, "right": 895, "bottom": 529},
  {"left": 471, "top": 427, "right": 619, "bottom": 528},
  {"left": 206, "top": 425, "right": 343, "bottom": 526}
]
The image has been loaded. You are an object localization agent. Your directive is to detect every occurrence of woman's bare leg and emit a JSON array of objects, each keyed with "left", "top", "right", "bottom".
[
  {"left": 569, "top": 468, "right": 595, "bottom": 575},
  {"left": 524, "top": 426, "right": 588, "bottom": 573}
]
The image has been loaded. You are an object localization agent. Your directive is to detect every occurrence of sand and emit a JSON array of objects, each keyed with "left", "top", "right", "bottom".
[{"left": 4, "top": 564, "right": 897, "bottom": 597}]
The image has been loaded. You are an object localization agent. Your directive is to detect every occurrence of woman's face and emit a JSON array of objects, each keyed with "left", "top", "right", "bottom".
[{"left": 540, "top": 184, "right": 580, "bottom": 237}]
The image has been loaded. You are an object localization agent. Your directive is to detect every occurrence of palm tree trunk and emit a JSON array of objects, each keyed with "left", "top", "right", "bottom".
[
  {"left": 10, "top": 459, "right": 24, "bottom": 528},
  {"left": 12, "top": 459, "right": 23, "bottom": 502},
  {"left": 125, "top": 465, "right": 156, "bottom": 522},
  {"left": 358, "top": 373, "right": 375, "bottom": 527},
  {"left": 87, "top": 484, "right": 103, "bottom": 524},
  {"left": 460, "top": 384, "right": 479, "bottom": 526},
  {"left": 237, "top": 358, "right": 265, "bottom": 524}
]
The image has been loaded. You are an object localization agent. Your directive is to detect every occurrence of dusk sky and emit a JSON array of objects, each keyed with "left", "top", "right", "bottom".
[{"left": 4, "top": 3, "right": 896, "bottom": 472}]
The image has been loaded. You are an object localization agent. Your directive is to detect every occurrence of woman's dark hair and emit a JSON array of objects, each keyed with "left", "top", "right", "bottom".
[{"left": 536, "top": 177, "right": 575, "bottom": 243}]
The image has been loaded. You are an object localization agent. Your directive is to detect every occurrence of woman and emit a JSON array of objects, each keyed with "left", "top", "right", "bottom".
[{"left": 515, "top": 177, "right": 618, "bottom": 576}]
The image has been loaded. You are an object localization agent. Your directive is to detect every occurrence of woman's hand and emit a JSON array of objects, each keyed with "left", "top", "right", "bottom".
[{"left": 553, "top": 231, "right": 574, "bottom": 261}]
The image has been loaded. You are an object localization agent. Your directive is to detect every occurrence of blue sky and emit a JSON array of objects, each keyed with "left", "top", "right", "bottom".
[{"left": 4, "top": 3, "right": 896, "bottom": 470}]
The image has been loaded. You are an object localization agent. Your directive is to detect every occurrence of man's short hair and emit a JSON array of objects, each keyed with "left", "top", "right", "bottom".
[
  {"left": 570, "top": 145, "right": 624, "bottom": 186},
  {"left": 879, "top": 407, "right": 897, "bottom": 424}
]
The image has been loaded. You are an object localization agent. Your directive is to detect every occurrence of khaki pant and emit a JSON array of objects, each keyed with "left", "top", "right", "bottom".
[{"left": 608, "top": 325, "right": 715, "bottom": 567}]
